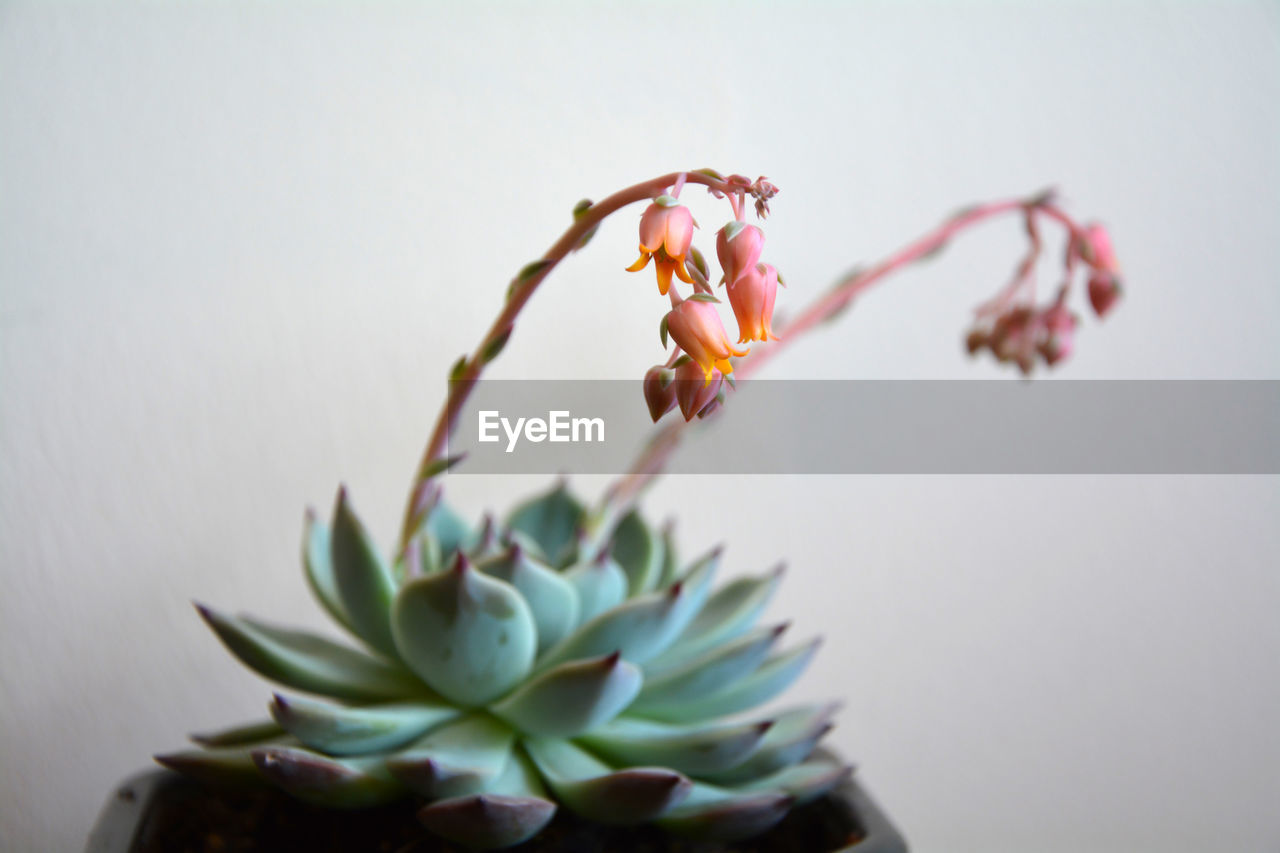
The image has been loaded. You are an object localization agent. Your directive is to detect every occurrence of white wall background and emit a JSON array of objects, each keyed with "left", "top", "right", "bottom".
[{"left": 2, "top": 2, "right": 1278, "bottom": 851}]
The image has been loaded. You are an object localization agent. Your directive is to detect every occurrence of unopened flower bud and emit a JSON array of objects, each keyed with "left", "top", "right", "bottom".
[
  {"left": 1087, "top": 273, "right": 1122, "bottom": 319},
  {"left": 672, "top": 358, "right": 723, "bottom": 421},
  {"left": 642, "top": 365, "right": 677, "bottom": 423},
  {"left": 626, "top": 196, "right": 696, "bottom": 295},
  {"left": 716, "top": 221, "right": 764, "bottom": 287},
  {"left": 727, "top": 263, "right": 780, "bottom": 344},
  {"left": 665, "top": 299, "right": 750, "bottom": 382},
  {"left": 1079, "top": 223, "right": 1119, "bottom": 273}
]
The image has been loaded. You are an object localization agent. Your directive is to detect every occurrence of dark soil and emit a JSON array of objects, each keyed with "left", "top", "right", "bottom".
[{"left": 129, "top": 777, "right": 866, "bottom": 852}]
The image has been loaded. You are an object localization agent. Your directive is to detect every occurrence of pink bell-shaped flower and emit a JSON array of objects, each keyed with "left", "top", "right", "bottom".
[
  {"left": 727, "top": 262, "right": 780, "bottom": 344},
  {"left": 626, "top": 196, "right": 696, "bottom": 295},
  {"left": 664, "top": 298, "right": 749, "bottom": 382},
  {"left": 716, "top": 221, "right": 764, "bottom": 287}
]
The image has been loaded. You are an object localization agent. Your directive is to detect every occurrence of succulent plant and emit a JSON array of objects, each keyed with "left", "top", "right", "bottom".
[{"left": 158, "top": 481, "right": 846, "bottom": 849}]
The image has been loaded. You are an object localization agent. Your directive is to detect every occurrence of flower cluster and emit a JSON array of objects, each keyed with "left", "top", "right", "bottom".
[
  {"left": 966, "top": 300, "right": 1078, "bottom": 374},
  {"left": 631, "top": 176, "right": 782, "bottom": 422},
  {"left": 966, "top": 215, "right": 1121, "bottom": 375}
]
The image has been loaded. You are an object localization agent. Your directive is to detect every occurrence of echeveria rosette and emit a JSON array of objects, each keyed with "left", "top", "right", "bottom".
[{"left": 158, "top": 483, "right": 845, "bottom": 850}]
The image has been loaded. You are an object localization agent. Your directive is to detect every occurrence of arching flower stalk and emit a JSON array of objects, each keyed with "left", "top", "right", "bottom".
[{"left": 160, "top": 169, "right": 1122, "bottom": 851}]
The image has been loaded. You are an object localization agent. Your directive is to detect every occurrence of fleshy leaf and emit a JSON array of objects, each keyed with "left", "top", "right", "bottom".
[
  {"left": 656, "top": 522, "right": 680, "bottom": 588},
  {"left": 735, "top": 758, "right": 852, "bottom": 806},
  {"left": 190, "top": 719, "right": 284, "bottom": 747},
  {"left": 609, "top": 510, "right": 663, "bottom": 595},
  {"left": 391, "top": 558, "right": 536, "bottom": 706},
  {"left": 269, "top": 693, "right": 459, "bottom": 756},
  {"left": 523, "top": 738, "right": 691, "bottom": 824},
  {"left": 561, "top": 555, "right": 627, "bottom": 627},
  {"left": 251, "top": 746, "right": 403, "bottom": 808},
  {"left": 196, "top": 605, "right": 422, "bottom": 702},
  {"left": 404, "top": 528, "right": 443, "bottom": 578},
  {"left": 301, "top": 510, "right": 354, "bottom": 632},
  {"left": 491, "top": 653, "right": 641, "bottom": 737},
  {"left": 477, "top": 546, "right": 579, "bottom": 655},
  {"left": 699, "top": 703, "right": 839, "bottom": 784},
  {"left": 634, "top": 624, "right": 787, "bottom": 712},
  {"left": 647, "top": 565, "right": 783, "bottom": 670},
  {"left": 385, "top": 713, "right": 516, "bottom": 799},
  {"left": 506, "top": 481, "right": 584, "bottom": 567},
  {"left": 330, "top": 488, "right": 399, "bottom": 658},
  {"left": 417, "top": 751, "right": 556, "bottom": 851},
  {"left": 578, "top": 717, "right": 772, "bottom": 776},
  {"left": 155, "top": 744, "right": 280, "bottom": 786},
  {"left": 656, "top": 783, "right": 792, "bottom": 841},
  {"left": 542, "top": 549, "right": 718, "bottom": 670},
  {"left": 642, "top": 639, "right": 821, "bottom": 723},
  {"left": 424, "top": 497, "right": 474, "bottom": 562}
]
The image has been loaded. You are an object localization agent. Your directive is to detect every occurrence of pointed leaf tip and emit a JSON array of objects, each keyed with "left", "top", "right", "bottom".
[
  {"left": 250, "top": 747, "right": 401, "bottom": 807},
  {"left": 492, "top": 654, "right": 641, "bottom": 737},
  {"left": 189, "top": 719, "right": 284, "bottom": 748},
  {"left": 265, "top": 689, "right": 471, "bottom": 756},
  {"left": 418, "top": 793, "right": 556, "bottom": 849},
  {"left": 523, "top": 739, "right": 692, "bottom": 824}
]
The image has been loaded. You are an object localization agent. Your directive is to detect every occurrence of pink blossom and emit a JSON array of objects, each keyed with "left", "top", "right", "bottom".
[
  {"left": 626, "top": 197, "right": 695, "bottom": 295},
  {"left": 727, "top": 263, "right": 780, "bottom": 343},
  {"left": 665, "top": 298, "right": 749, "bottom": 382},
  {"left": 715, "top": 221, "right": 764, "bottom": 287}
]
